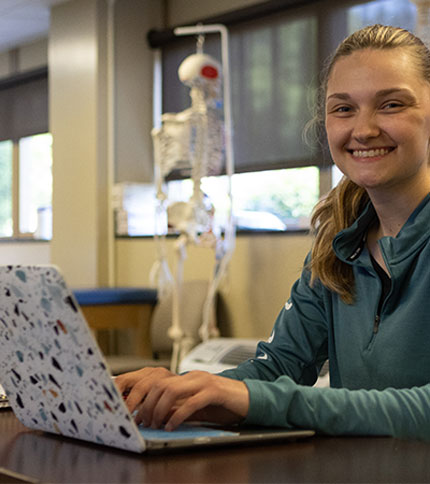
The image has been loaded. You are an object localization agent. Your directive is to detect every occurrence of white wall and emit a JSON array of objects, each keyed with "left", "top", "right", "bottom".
[
  {"left": 0, "top": 37, "right": 48, "bottom": 78},
  {"left": 18, "top": 38, "right": 48, "bottom": 72},
  {"left": 0, "top": 242, "right": 50, "bottom": 265}
]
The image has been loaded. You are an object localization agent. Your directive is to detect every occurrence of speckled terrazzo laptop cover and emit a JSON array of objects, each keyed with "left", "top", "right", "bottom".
[
  {"left": 0, "top": 265, "right": 314, "bottom": 453},
  {"left": 0, "top": 265, "right": 151, "bottom": 452}
]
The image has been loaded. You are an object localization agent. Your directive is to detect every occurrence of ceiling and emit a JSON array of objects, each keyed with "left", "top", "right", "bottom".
[{"left": 0, "top": 0, "right": 70, "bottom": 52}]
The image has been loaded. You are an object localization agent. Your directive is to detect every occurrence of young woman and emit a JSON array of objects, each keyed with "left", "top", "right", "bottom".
[{"left": 116, "top": 24, "right": 430, "bottom": 440}]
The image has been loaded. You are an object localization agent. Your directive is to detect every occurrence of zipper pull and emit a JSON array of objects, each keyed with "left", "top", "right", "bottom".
[{"left": 373, "top": 315, "right": 380, "bottom": 334}]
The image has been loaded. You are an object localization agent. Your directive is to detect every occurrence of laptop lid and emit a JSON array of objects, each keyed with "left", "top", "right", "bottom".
[
  {"left": 0, "top": 265, "right": 150, "bottom": 452},
  {"left": 0, "top": 265, "right": 314, "bottom": 453}
]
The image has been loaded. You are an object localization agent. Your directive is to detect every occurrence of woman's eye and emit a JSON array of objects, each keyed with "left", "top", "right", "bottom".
[
  {"left": 382, "top": 101, "right": 403, "bottom": 110},
  {"left": 328, "top": 105, "right": 352, "bottom": 115}
]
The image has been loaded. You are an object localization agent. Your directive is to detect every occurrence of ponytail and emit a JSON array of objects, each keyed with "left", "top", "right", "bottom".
[{"left": 309, "top": 178, "right": 368, "bottom": 303}]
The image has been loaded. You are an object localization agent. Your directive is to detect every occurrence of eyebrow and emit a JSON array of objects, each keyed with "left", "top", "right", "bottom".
[{"left": 326, "top": 88, "right": 416, "bottom": 101}]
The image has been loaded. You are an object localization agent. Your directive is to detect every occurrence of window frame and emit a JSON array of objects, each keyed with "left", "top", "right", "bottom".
[{"left": 0, "top": 133, "right": 52, "bottom": 241}]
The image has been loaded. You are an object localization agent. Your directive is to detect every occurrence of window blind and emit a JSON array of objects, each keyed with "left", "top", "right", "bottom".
[
  {"left": 161, "top": 10, "right": 320, "bottom": 174},
  {"left": 0, "top": 67, "right": 48, "bottom": 142}
]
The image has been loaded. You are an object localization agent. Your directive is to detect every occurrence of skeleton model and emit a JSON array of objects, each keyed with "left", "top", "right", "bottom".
[{"left": 151, "top": 25, "right": 235, "bottom": 372}]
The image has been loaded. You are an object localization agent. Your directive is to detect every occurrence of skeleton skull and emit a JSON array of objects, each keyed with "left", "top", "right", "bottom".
[{"left": 178, "top": 53, "right": 222, "bottom": 91}]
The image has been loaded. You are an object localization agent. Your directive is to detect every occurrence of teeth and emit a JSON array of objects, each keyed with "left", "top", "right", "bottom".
[{"left": 352, "top": 148, "right": 391, "bottom": 158}]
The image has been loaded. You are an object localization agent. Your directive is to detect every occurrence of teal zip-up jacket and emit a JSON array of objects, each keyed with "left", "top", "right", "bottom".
[{"left": 222, "top": 194, "right": 430, "bottom": 440}]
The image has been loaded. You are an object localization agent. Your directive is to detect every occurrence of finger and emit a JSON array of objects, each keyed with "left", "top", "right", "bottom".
[
  {"left": 137, "top": 376, "right": 181, "bottom": 427},
  {"left": 165, "top": 375, "right": 250, "bottom": 430},
  {"left": 114, "top": 373, "right": 134, "bottom": 394},
  {"left": 114, "top": 367, "right": 149, "bottom": 393},
  {"left": 126, "top": 377, "right": 160, "bottom": 414},
  {"left": 136, "top": 373, "right": 203, "bottom": 428},
  {"left": 154, "top": 373, "right": 217, "bottom": 429},
  {"left": 149, "top": 372, "right": 221, "bottom": 428},
  {"left": 155, "top": 372, "right": 218, "bottom": 429},
  {"left": 120, "top": 367, "right": 173, "bottom": 414},
  {"left": 164, "top": 390, "right": 214, "bottom": 431}
]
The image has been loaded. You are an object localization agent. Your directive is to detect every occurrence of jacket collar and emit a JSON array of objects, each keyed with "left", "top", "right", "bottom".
[{"left": 333, "top": 193, "right": 430, "bottom": 265}]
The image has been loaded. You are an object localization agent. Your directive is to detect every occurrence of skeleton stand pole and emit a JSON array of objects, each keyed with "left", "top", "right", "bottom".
[{"left": 173, "top": 24, "right": 236, "bottom": 349}]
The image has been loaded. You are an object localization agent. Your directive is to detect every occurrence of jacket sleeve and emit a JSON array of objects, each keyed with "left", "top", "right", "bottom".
[
  {"left": 221, "top": 258, "right": 329, "bottom": 386},
  {"left": 219, "top": 255, "right": 430, "bottom": 440},
  {"left": 243, "top": 376, "right": 430, "bottom": 440}
]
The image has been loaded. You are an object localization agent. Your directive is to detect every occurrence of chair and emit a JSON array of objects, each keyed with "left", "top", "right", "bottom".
[{"left": 74, "top": 280, "right": 214, "bottom": 375}]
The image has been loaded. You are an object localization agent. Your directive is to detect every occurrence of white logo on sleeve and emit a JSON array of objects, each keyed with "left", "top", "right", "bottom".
[
  {"left": 284, "top": 300, "right": 293, "bottom": 311},
  {"left": 267, "top": 331, "right": 275, "bottom": 343}
]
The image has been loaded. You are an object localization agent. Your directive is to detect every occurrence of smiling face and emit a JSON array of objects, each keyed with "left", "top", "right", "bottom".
[{"left": 325, "top": 48, "right": 430, "bottom": 199}]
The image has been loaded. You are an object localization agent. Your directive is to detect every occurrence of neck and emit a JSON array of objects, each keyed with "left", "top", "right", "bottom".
[{"left": 366, "top": 179, "right": 430, "bottom": 238}]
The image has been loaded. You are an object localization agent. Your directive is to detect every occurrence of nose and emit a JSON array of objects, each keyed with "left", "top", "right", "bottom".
[{"left": 351, "top": 110, "right": 380, "bottom": 142}]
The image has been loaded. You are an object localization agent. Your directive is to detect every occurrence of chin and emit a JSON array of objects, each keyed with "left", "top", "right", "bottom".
[
  {"left": 346, "top": 172, "right": 390, "bottom": 190},
  {"left": 346, "top": 178, "right": 378, "bottom": 189}
]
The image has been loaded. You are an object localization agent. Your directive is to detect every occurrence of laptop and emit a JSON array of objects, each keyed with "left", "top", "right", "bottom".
[{"left": 0, "top": 265, "right": 314, "bottom": 453}]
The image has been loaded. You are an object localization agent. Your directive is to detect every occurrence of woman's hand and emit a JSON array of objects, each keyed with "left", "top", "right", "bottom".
[
  {"left": 115, "top": 366, "right": 174, "bottom": 414},
  {"left": 115, "top": 367, "right": 249, "bottom": 431}
]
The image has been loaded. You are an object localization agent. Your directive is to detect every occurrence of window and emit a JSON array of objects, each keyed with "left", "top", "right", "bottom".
[
  {"left": 0, "top": 67, "right": 50, "bottom": 240},
  {"left": 19, "top": 133, "right": 53, "bottom": 238},
  {"left": 230, "top": 167, "right": 318, "bottom": 230},
  {"left": 115, "top": 167, "right": 319, "bottom": 235},
  {"left": 0, "top": 133, "right": 52, "bottom": 240},
  {"left": 193, "top": 167, "right": 318, "bottom": 232}
]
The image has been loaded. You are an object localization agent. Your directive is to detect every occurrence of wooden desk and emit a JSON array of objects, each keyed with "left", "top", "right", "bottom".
[{"left": 1, "top": 410, "right": 430, "bottom": 483}]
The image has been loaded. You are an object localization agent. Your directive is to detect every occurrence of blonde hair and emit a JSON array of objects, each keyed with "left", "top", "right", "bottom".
[{"left": 309, "top": 24, "right": 430, "bottom": 303}]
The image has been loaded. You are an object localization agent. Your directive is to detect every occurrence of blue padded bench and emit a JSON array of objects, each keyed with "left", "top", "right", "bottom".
[
  {"left": 74, "top": 287, "right": 157, "bottom": 306},
  {"left": 73, "top": 287, "right": 158, "bottom": 365}
]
